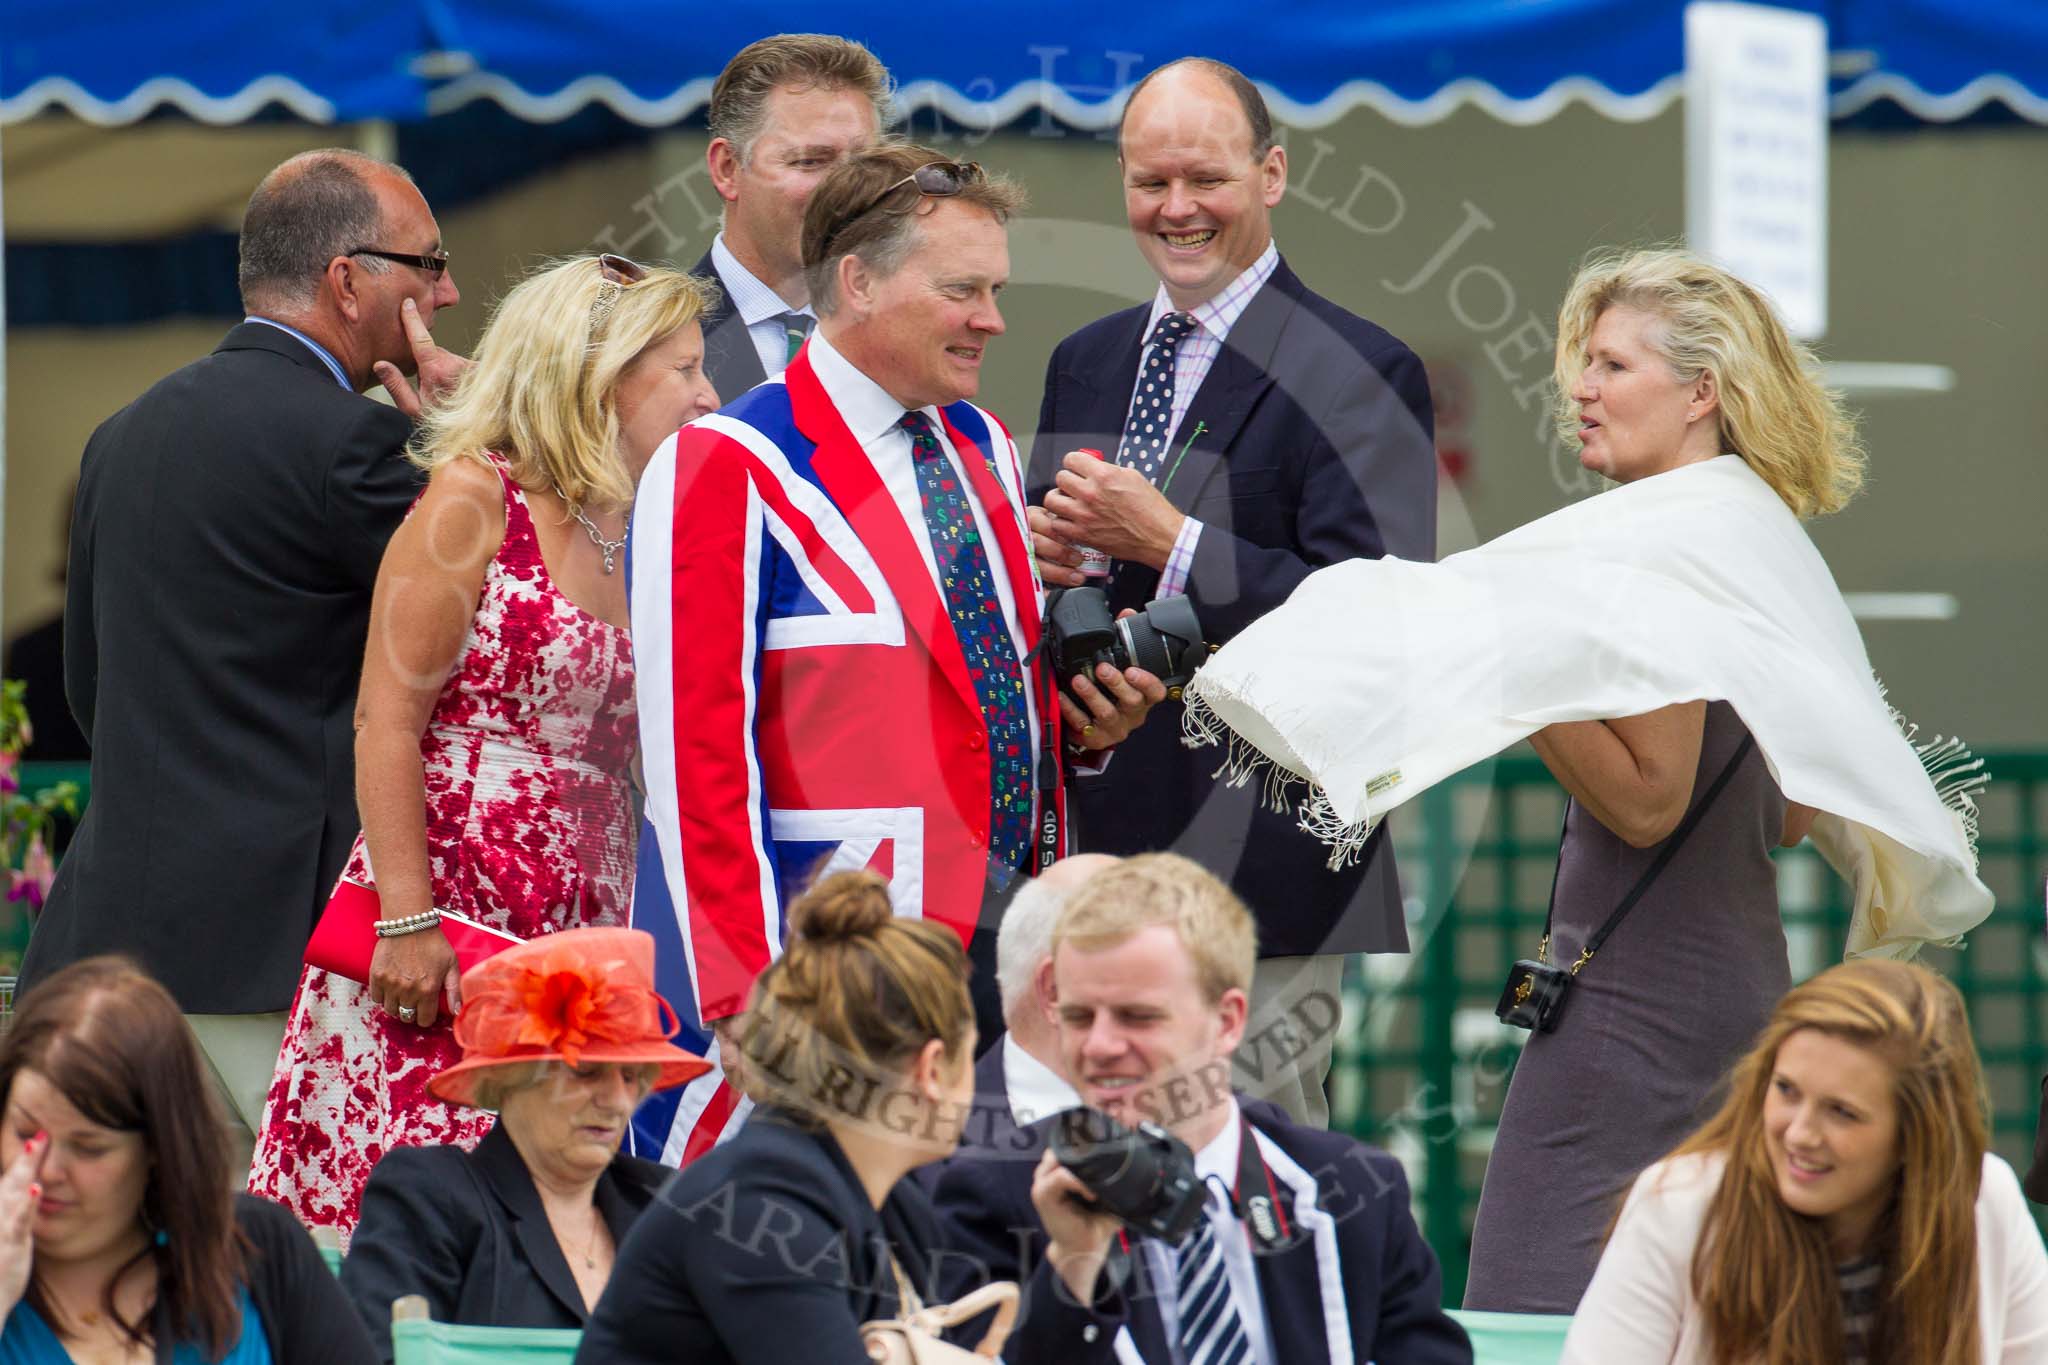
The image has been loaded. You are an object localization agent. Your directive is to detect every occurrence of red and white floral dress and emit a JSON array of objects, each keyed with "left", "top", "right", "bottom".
[{"left": 248, "top": 454, "right": 637, "bottom": 1241}]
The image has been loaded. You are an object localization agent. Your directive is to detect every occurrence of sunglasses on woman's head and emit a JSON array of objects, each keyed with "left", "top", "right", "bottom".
[{"left": 588, "top": 253, "right": 650, "bottom": 339}]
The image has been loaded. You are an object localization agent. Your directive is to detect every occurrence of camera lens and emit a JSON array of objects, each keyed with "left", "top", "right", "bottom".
[{"left": 1114, "top": 615, "right": 1175, "bottom": 678}]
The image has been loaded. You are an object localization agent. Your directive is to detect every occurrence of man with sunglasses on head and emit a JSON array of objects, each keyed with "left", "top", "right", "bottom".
[
  {"left": 694, "top": 33, "right": 891, "bottom": 401},
  {"left": 22, "top": 149, "right": 461, "bottom": 1182},
  {"left": 1025, "top": 58, "right": 1438, "bottom": 1130},
  {"left": 627, "top": 144, "right": 1167, "bottom": 1165}
]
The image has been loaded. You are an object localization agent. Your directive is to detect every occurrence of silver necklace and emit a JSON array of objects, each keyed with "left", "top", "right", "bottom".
[{"left": 565, "top": 501, "right": 628, "bottom": 575}]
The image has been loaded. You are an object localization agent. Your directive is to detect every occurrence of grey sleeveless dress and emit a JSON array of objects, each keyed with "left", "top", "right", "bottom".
[{"left": 1463, "top": 701, "right": 1789, "bottom": 1313}]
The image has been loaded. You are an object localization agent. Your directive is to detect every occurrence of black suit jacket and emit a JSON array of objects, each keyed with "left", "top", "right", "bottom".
[
  {"left": 692, "top": 247, "right": 770, "bottom": 405},
  {"left": 579, "top": 1109, "right": 1009, "bottom": 1364},
  {"left": 1030, "top": 259, "right": 1436, "bottom": 955},
  {"left": 23, "top": 322, "right": 418, "bottom": 1012},
  {"left": 342, "top": 1124, "right": 669, "bottom": 1362},
  {"left": 930, "top": 1104, "right": 1471, "bottom": 1365}
]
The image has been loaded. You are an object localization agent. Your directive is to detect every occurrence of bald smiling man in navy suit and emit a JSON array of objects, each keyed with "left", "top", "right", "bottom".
[{"left": 1025, "top": 58, "right": 1437, "bottom": 1130}]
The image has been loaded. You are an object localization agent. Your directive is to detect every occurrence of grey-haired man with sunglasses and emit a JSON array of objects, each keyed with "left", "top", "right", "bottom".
[{"left": 22, "top": 149, "right": 462, "bottom": 1182}]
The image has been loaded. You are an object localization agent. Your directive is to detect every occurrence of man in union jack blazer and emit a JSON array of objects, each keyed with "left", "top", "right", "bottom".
[{"left": 627, "top": 144, "right": 1166, "bottom": 1164}]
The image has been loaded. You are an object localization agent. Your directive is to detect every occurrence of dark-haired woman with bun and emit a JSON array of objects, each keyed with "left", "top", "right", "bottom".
[
  {"left": 0, "top": 957, "right": 375, "bottom": 1364},
  {"left": 576, "top": 871, "right": 989, "bottom": 1364}
]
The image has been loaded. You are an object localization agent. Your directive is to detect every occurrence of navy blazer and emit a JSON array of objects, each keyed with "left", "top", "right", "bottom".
[
  {"left": 692, "top": 247, "right": 770, "bottom": 405},
  {"left": 930, "top": 1103, "right": 1471, "bottom": 1365},
  {"left": 579, "top": 1110, "right": 1009, "bottom": 1364},
  {"left": 1029, "top": 259, "right": 1436, "bottom": 955},
  {"left": 25, "top": 322, "right": 417, "bottom": 1011},
  {"left": 342, "top": 1124, "right": 670, "bottom": 1362}
]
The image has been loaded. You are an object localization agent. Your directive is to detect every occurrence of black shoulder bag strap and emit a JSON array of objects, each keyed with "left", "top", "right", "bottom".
[{"left": 1536, "top": 733, "right": 1756, "bottom": 975}]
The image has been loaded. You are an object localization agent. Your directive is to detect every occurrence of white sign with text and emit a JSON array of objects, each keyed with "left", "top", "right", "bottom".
[{"left": 1685, "top": 2, "right": 1829, "bottom": 338}]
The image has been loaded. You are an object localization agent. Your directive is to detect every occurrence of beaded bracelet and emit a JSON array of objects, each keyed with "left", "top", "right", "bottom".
[{"left": 373, "top": 909, "right": 444, "bottom": 938}]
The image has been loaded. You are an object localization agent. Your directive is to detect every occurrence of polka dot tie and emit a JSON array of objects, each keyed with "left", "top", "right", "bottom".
[
  {"left": 1115, "top": 311, "right": 1200, "bottom": 484},
  {"left": 901, "top": 411, "right": 1033, "bottom": 888}
]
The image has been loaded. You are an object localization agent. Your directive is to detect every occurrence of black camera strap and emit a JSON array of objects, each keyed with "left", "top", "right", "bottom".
[
  {"left": 1537, "top": 733, "right": 1755, "bottom": 973},
  {"left": 1230, "top": 1111, "right": 1291, "bottom": 1252},
  {"left": 1033, "top": 654, "right": 1063, "bottom": 876}
]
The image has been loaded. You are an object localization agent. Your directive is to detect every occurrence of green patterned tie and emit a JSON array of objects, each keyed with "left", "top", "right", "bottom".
[{"left": 777, "top": 312, "right": 814, "bottom": 366}]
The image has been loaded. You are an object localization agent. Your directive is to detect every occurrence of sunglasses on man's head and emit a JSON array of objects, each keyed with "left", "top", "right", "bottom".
[
  {"left": 822, "top": 161, "right": 985, "bottom": 258},
  {"left": 348, "top": 247, "right": 450, "bottom": 277}
]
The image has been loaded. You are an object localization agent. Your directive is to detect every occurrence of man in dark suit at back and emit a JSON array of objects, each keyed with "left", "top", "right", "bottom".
[
  {"left": 23, "top": 149, "right": 462, "bottom": 1175},
  {"left": 931, "top": 853, "right": 1469, "bottom": 1365},
  {"left": 693, "top": 33, "right": 889, "bottom": 401},
  {"left": 1027, "top": 58, "right": 1437, "bottom": 1127}
]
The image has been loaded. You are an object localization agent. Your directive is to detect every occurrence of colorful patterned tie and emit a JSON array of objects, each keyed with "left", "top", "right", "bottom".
[
  {"left": 1115, "top": 310, "right": 1200, "bottom": 484},
  {"left": 1176, "top": 1209, "right": 1255, "bottom": 1365},
  {"left": 901, "top": 412, "right": 1033, "bottom": 887},
  {"left": 776, "top": 312, "right": 814, "bottom": 366}
]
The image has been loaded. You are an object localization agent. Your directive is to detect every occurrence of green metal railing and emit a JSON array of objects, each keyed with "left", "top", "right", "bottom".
[{"left": 1332, "top": 750, "right": 2048, "bottom": 1303}]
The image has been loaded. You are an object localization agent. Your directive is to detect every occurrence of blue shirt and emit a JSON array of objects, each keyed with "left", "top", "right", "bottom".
[
  {"left": 0, "top": 1286, "right": 272, "bottom": 1364},
  {"left": 244, "top": 316, "right": 352, "bottom": 391}
]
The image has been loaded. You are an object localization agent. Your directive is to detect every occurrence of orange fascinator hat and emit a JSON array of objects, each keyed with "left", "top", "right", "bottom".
[{"left": 428, "top": 926, "right": 710, "bottom": 1109}]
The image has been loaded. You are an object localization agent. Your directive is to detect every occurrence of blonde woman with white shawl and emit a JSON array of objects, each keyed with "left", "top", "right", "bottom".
[{"left": 1180, "top": 249, "right": 1992, "bottom": 1315}]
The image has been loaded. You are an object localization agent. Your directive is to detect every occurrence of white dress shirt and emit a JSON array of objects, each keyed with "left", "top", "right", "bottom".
[
  {"left": 1138, "top": 1098, "right": 1275, "bottom": 1365},
  {"left": 803, "top": 328, "right": 1045, "bottom": 777},
  {"left": 1123, "top": 240, "right": 1281, "bottom": 600},
  {"left": 711, "top": 233, "right": 814, "bottom": 380},
  {"left": 1001, "top": 1035, "right": 1080, "bottom": 1126}
]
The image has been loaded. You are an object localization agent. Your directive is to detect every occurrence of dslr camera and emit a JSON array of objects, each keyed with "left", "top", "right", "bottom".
[
  {"left": 1049, "top": 1105, "right": 1207, "bottom": 1245},
  {"left": 1041, "top": 587, "right": 1208, "bottom": 710}
]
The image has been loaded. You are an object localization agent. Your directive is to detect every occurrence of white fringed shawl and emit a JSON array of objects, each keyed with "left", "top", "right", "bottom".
[{"left": 1181, "top": 456, "right": 1990, "bottom": 959}]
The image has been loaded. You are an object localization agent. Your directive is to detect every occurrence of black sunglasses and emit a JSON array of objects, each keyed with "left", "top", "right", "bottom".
[
  {"left": 821, "top": 161, "right": 985, "bottom": 259},
  {"left": 348, "top": 247, "right": 450, "bottom": 277}
]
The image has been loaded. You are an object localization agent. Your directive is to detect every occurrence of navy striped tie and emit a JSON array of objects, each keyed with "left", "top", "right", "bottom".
[{"left": 1176, "top": 1212, "right": 1254, "bottom": 1365}]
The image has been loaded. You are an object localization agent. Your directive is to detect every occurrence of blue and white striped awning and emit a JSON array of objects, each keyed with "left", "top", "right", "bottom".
[{"left": 7, "top": 1, "right": 2045, "bottom": 130}]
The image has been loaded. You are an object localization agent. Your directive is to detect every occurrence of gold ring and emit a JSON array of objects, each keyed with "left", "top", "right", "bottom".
[{"left": 1082, "top": 724, "right": 1095, "bottom": 735}]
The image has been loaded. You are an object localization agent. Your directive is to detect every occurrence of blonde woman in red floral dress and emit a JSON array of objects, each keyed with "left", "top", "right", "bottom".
[{"left": 249, "top": 255, "right": 720, "bottom": 1239}]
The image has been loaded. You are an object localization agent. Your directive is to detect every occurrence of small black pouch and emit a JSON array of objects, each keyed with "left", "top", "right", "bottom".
[
  {"left": 1495, "top": 957, "right": 1573, "bottom": 1033},
  {"left": 1495, "top": 734, "right": 1755, "bottom": 1035}
]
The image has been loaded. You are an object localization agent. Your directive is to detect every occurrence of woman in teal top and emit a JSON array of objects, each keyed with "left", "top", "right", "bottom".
[{"left": 0, "top": 958, "right": 374, "bottom": 1364}]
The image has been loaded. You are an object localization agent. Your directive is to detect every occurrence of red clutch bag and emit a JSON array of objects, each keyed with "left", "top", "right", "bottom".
[{"left": 304, "top": 879, "right": 523, "bottom": 1012}]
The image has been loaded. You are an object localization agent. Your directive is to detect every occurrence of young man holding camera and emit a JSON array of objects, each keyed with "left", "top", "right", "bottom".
[{"left": 931, "top": 854, "right": 1469, "bottom": 1364}]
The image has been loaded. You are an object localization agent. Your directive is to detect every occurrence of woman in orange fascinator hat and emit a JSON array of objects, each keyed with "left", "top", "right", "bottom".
[{"left": 340, "top": 928, "right": 707, "bottom": 1355}]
